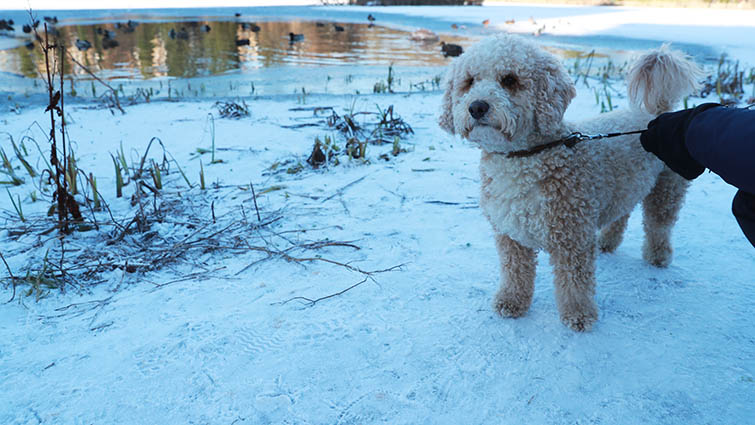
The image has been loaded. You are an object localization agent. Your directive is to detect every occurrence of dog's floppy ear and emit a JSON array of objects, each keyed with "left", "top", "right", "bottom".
[
  {"left": 533, "top": 55, "right": 576, "bottom": 136},
  {"left": 438, "top": 61, "right": 456, "bottom": 134}
]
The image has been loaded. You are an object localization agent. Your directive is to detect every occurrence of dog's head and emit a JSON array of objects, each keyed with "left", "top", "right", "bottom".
[{"left": 438, "top": 34, "right": 576, "bottom": 154}]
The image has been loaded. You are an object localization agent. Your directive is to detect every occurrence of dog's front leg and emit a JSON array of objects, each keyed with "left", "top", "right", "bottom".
[
  {"left": 548, "top": 236, "right": 599, "bottom": 332},
  {"left": 493, "top": 234, "right": 537, "bottom": 318}
]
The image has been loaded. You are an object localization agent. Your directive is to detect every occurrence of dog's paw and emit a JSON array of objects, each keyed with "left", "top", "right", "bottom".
[
  {"left": 598, "top": 234, "right": 621, "bottom": 253},
  {"left": 560, "top": 305, "right": 598, "bottom": 332},
  {"left": 643, "top": 239, "right": 672, "bottom": 267},
  {"left": 493, "top": 291, "right": 530, "bottom": 318}
]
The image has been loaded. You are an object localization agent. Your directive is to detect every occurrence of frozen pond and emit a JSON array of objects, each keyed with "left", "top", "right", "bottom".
[{"left": 0, "top": 6, "right": 721, "bottom": 100}]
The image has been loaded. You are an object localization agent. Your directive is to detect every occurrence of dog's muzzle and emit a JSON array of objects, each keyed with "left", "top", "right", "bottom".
[{"left": 469, "top": 100, "right": 489, "bottom": 120}]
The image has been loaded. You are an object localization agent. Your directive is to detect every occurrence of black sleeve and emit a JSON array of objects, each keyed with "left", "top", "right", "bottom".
[
  {"left": 686, "top": 107, "right": 755, "bottom": 195},
  {"left": 639, "top": 103, "right": 721, "bottom": 180}
]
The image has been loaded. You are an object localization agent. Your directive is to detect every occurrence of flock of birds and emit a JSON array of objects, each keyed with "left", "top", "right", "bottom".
[
  {"left": 0, "top": 16, "right": 66, "bottom": 50},
  {"left": 284, "top": 13, "right": 463, "bottom": 57},
  {"left": 0, "top": 12, "right": 467, "bottom": 58}
]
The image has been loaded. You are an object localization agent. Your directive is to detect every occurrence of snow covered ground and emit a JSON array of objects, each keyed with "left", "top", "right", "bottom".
[{"left": 1, "top": 3, "right": 754, "bottom": 425}]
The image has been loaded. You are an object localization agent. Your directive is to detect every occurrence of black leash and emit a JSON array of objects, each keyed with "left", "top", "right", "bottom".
[
  {"left": 505, "top": 129, "right": 645, "bottom": 158},
  {"left": 503, "top": 104, "right": 753, "bottom": 158}
]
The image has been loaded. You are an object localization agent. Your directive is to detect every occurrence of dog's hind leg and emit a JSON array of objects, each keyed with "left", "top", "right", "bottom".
[
  {"left": 493, "top": 234, "right": 536, "bottom": 318},
  {"left": 599, "top": 214, "right": 630, "bottom": 253},
  {"left": 642, "top": 169, "right": 689, "bottom": 267}
]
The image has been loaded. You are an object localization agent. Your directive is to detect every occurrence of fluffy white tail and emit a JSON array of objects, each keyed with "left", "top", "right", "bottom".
[{"left": 626, "top": 44, "right": 703, "bottom": 115}]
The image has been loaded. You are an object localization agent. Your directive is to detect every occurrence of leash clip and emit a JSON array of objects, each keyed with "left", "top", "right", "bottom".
[{"left": 563, "top": 132, "right": 588, "bottom": 147}]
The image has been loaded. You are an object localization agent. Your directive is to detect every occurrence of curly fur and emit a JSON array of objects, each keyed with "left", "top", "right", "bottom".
[{"left": 439, "top": 34, "right": 700, "bottom": 331}]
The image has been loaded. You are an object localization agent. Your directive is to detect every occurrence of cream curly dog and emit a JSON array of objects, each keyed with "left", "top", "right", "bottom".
[{"left": 439, "top": 34, "right": 701, "bottom": 331}]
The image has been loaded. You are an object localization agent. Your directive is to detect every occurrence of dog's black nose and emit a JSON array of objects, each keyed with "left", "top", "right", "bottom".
[{"left": 469, "top": 100, "right": 489, "bottom": 120}]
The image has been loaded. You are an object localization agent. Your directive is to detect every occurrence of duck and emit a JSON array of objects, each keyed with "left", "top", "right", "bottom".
[
  {"left": 0, "top": 19, "right": 13, "bottom": 31},
  {"left": 235, "top": 38, "right": 250, "bottom": 46},
  {"left": 440, "top": 41, "right": 463, "bottom": 57},
  {"left": 176, "top": 28, "right": 189, "bottom": 40},
  {"left": 119, "top": 22, "right": 136, "bottom": 33},
  {"left": 289, "top": 32, "right": 304, "bottom": 43},
  {"left": 409, "top": 28, "right": 439, "bottom": 42},
  {"left": 367, "top": 14, "right": 375, "bottom": 22},
  {"left": 240, "top": 22, "right": 260, "bottom": 32},
  {"left": 333, "top": 24, "right": 344, "bottom": 32},
  {"left": 75, "top": 39, "right": 92, "bottom": 51},
  {"left": 102, "top": 38, "right": 119, "bottom": 49}
]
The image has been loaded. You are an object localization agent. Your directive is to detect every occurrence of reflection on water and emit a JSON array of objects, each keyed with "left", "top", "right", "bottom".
[
  {"left": 0, "top": 19, "right": 473, "bottom": 81},
  {"left": 0, "top": 13, "right": 663, "bottom": 99}
]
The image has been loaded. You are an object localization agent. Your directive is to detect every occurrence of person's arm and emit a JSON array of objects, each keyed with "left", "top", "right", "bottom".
[
  {"left": 684, "top": 106, "right": 755, "bottom": 195},
  {"left": 641, "top": 104, "right": 755, "bottom": 248},
  {"left": 639, "top": 102, "right": 720, "bottom": 180},
  {"left": 640, "top": 103, "right": 755, "bottom": 195}
]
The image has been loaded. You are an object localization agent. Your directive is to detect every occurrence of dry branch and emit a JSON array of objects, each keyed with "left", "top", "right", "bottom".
[{"left": 276, "top": 263, "right": 404, "bottom": 307}]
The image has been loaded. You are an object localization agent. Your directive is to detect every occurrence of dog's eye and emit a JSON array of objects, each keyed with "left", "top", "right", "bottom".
[
  {"left": 499, "top": 73, "right": 518, "bottom": 89},
  {"left": 460, "top": 76, "right": 474, "bottom": 93}
]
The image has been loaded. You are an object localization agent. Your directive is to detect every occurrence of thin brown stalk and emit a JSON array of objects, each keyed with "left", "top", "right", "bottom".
[{"left": 64, "top": 50, "right": 124, "bottom": 114}]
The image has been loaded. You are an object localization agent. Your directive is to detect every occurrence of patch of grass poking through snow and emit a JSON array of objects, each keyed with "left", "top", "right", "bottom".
[
  {"left": 0, "top": 131, "right": 207, "bottom": 300},
  {"left": 373, "top": 63, "right": 398, "bottom": 94},
  {"left": 700, "top": 54, "right": 755, "bottom": 106},
  {"left": 194, "top": 114, "right": 224, "bottom": 164},
  {"left": 307, "top": 136, "right": 340, "bottom": 168},
  {"left": 409, "top": 74, "right": 442, "bottom": 92},
  {"left": 6, "top": 189, "right": 24, "bottom": 222},
  {"left": 0, "top": 249, "right": 64, "bottom": 302},
  {"left": 214, "top": 100, "right": 250, "bottom": 119},
  {"left": 0, "top": 146, "right": 24, "bottom": 186},
  {"left": 274, "top": 102, "right": 415, "bottom": 175}
]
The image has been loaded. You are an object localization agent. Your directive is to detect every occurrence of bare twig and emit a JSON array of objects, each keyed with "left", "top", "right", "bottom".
[
  {"left": 281, "top": 276, "right": 370, "bottom": 306},
  {"left": 321, "top": 173, "right": 371, "bottom": 203},
  {"left": 0, "top": 251, "right": 16, "bottom": 303},
  {"left": 151, "top": 267, "right": 227, "bottom": 289},
  {"left": 64, "top": 50, "right": 124, "bottom": 114},
  {"left": 250, "top": 181, "right": 261, "bottom": 222},
  {"left": 276, "top": 264, "right": 404, "bottom": 307}
]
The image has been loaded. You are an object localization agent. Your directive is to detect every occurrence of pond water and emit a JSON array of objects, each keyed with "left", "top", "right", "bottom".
[
  {"left": 0, "top": 6, "right": 718, "bottom": 101},
  {"left": 1, "top": 20, "right": 474, "bottom": 79}
]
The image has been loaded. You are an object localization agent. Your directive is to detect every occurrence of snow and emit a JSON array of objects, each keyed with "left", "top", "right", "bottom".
[
  {"left": 337, "top": 3, "right": 755, "bottom": 64},
  {"left": 1, "top": 4, "right": 754, "bottom": 425}
]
